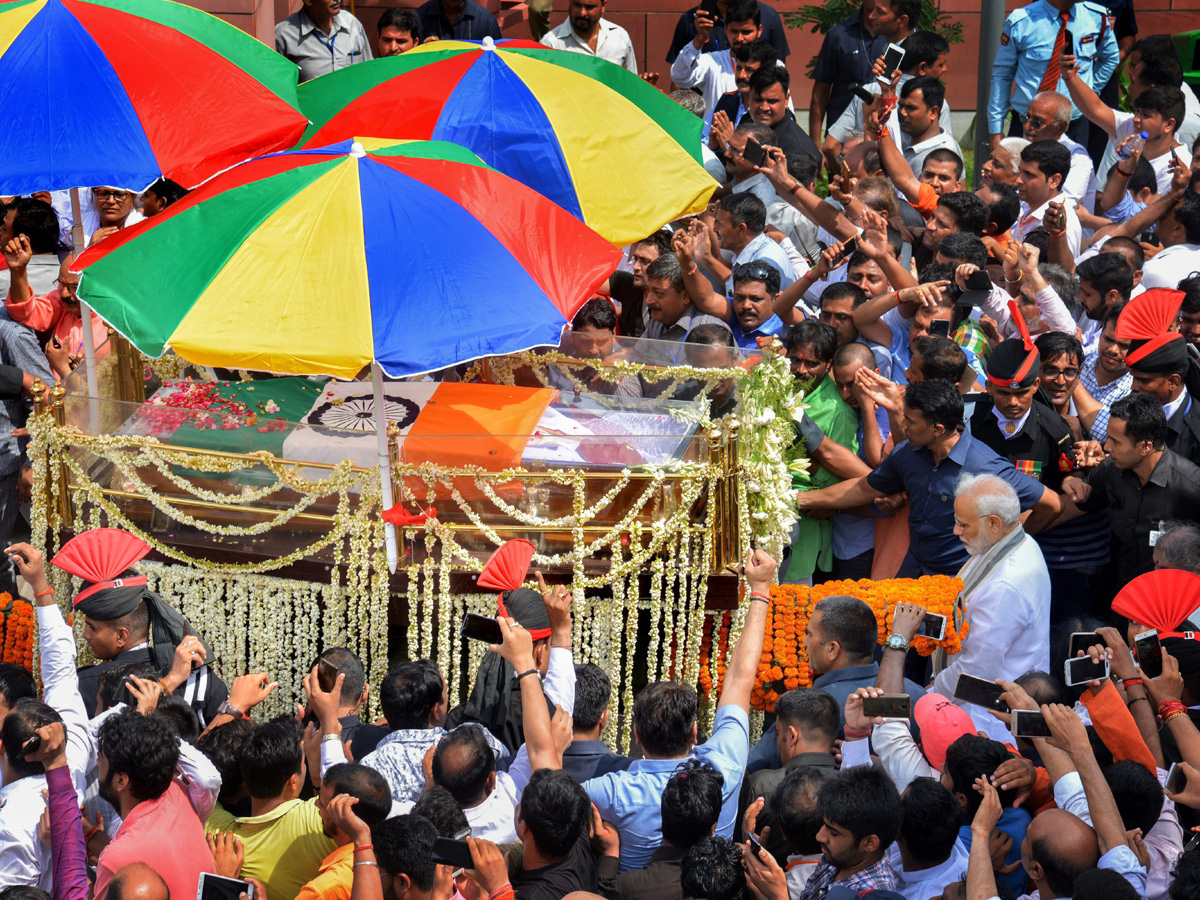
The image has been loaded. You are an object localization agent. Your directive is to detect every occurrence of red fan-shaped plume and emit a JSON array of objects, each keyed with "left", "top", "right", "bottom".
[
  {"left": 51, "top": 528, "right": 151, "bottom": 583},
  {"left": 1112, "top": 569, "right": 1200, "bottom": 633},
  {"left": 477, "top": 540, "right": 536, "bottom": 592},
  {"left": 1115, "top": 289, "right": 1185, "bottom": 341},
  {"left": 1008, "top": 299, "right": 1034, "bottom": 352}
]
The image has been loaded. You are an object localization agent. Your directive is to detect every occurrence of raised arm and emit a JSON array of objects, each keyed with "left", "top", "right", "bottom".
[
  {"left": 1062, "top": 58, "right": 1117, "bottom": 137},
  {"left": 1045, "top": 703, "right": 1129, "bottom": 856},
  {"left": 493, "top": 616, "right": 559, "bottom": 770},
  {"left": 756, "top": 147, "right": 858, "bottom": 241},
  {"left": 674, "top": 227, "right": 731, "bottom": 320},
  {"left": 717, "top": 550, "right": 778, "bottom": 710}
]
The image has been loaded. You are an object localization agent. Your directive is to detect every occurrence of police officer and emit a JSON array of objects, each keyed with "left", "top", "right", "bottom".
[
  {"left": 988, "top": 0, "right": 1118, "bottom": 149},
  {"left": 969, "top": 334, "right": 1077, "bottom": 493}
]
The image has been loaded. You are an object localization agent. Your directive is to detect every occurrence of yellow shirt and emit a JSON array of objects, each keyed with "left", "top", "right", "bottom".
[
  {"left": 207, "top": 800, "right": 337, "bottom": 900},
  {"left": 296, "top": 843, "right": 356, "bottom": 900}
]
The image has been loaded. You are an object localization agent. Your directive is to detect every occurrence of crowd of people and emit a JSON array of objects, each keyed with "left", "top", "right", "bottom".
[{"left": 6, "top": 0, "right": 1200, "bottom": 899}]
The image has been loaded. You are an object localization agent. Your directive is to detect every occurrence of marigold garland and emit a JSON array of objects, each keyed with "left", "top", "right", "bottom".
[
  {"left": 701, "top": 576, "right": 966, "bottom": 711},
  {"left": 0, "top": 593, "right": 36, "bottom": 672}
]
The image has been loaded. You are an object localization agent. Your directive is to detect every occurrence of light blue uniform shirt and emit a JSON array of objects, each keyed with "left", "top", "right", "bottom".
[
  {"left": 987, "top": 0, "right": 1118, "bottom": 133},
  {"left": 584, "top": 704, "right": 749, "bottom": 872}
]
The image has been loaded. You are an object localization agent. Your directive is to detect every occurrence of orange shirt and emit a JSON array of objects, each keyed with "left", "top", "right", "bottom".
[
  {"left": 4, "top": 284, "right": 108, "bottom": 364},
  {"left": 296, "top": 842, "right": 355, "bottom": 900},
  {"left": 914, "top": 182, "right": 939, "bottom": 219},
  {"left": 1082, "top": 680, "right": 1158, "bottom": 773}
]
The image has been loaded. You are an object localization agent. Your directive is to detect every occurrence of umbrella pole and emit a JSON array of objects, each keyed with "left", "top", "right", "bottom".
[
  {"left": 371, "top": 362, "right": 399, "bottom": 574},
  {"left": 70, "top": 187, "right": 101, "bottom": 434}
]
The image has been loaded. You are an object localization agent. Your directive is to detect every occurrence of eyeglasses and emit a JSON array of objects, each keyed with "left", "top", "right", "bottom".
[
  {"left": 733, "top": 263, "right": 774, "bottom": 282},
  {"left": 92, "top": 189, "right": 132, "bottom": 202},
  {"left": 54, "top": 279, "right": 80, "bottom": 291},
  {"left": 1041, "top": 366, "right": 1080, "bottom": 380},
  {"left": 1024, "top": 115, "right": 1050, "bottom": 130}
]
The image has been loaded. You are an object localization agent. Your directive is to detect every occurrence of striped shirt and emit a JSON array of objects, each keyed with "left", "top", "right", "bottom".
[{"left": 1079, "top": 351, "right": 1132, "bottom": 444}]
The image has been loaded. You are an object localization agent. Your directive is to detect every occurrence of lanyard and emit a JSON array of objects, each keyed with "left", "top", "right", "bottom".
[{"left": 314, "top": 27, "right": 339, "bottom": 59}]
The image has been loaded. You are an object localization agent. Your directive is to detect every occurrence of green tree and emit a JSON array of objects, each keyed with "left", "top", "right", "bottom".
[{"left": 785, "top": 0, "right": 964, "bottom": 78}]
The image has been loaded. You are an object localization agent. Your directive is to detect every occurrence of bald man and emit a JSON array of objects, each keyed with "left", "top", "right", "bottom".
[
  {"left": 1020, "top": 91, "right": 1100, "bottom": 223},
  {"left": 109, "top": 864, "right": 170, "bottom": 900}
]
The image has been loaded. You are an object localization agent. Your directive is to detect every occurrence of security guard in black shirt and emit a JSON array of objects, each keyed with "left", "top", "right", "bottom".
[{"left": 969, "top": 332, "right": 1076, "bottom": 492}]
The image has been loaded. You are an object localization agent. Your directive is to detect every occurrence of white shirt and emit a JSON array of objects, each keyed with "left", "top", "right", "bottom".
[
  {"left": 992, "top": 403, "right": 1033, "bottom": 439},
  {"left": 902, "top": 129, "right": 963, "bottom": 179},
  {"left": 1163, "top": 390, "right": 1188, "bottom": 422},
  {"left": 0, "top": 774, "right": 52, "bottom": 890},
  {"left": 1054, "top": 769, "right": 1180, "bottom": 900},
  {"left": 540, "top": 19, "right": 637, "bottom": 73},
  {"left": 724, "top": 232, "right": 801, "bottom": 295},
  {"left": 1141, "top": 242, "right": 1200, "bottom": 289},
  {"left": 1096, "top": 112, "right": 1193, "bottom": 195},
  {"left": 827, "top": 74, "right": 953, "bottom": 149},
  {"left": 348, "top": 647, "right": 576, "bottom": 802},
  {"left": 979, "top": 284, "right": 1076, "bottom": 339},
  {"left": 888, "top": 840, "right": 971, "bottom": 900},
  {"left": 1180, "top": 87, "right": 1200, "bottom": 157},
  {"left": 1060, "top": 134, "right": 1098, "bottom": 215},
  {"left": 932, "top": 532, "right": 1051, "bottom": 743},
  {"left": 464, "top": 770, "right": 521, "bottom": 843},
  {"left": 1013, "top": 193, "right": 1082, "bottom": 258},
  {"left": 670, "top": 43, "right": 735, "bottom": 119}
]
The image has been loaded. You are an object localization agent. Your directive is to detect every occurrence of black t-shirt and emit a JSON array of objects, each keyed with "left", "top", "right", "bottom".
[
  {"left": 611, "top": 270, "right": 645, "bottom": 338},
  {"left": 512, "top": 832, "right": 598, "bottom": 900}
]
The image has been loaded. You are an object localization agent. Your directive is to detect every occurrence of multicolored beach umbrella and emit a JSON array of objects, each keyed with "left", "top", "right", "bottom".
[
  {"left": 297, "top": 38, "right": 717, "bottom": 247},
  {"left": 0, "top": 0, "right": 308, "bottom": 194},
  {"left": 72, "top": 139, "right": 622, "bottom": 380}
]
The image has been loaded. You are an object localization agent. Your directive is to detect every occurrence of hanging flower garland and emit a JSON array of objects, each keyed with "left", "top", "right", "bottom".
[{"left": 0, "top": 594, "right": 35, "bottom": 671}]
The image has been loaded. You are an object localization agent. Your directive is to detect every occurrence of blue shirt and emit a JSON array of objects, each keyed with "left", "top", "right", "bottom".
[
  {"left": 832, "top": 412, "right": 891, "bottom": 561},
  {"left": 745, "top": 663, "right": 926, "bottom": 773},
  {"left": 585, "top": 705, "right": 749, "bottom": 872},
  {"left": 415, "top": 0, "right": 502, "bottom": 41},
  {"left": 729, "top": 310, "right": 785, "bottom": 348},
  {"left": 958, "top": 806, "right": 1032, "bottom": 897},
  {"left": 988, "top": 0, "right": 1118, "bottom": 133},
  {"left": 865, "top": 433, "right": 1045, "bottom": 572},
  {"left": 812, "top": 13, "right": 886, "bottom": 127}
]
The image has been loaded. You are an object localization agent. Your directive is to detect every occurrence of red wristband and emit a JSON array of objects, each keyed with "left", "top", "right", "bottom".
[
  {"left": 843, "top": 727, "right": 872, "bottom": 740},
  {"left": 1122, "top": 677, "right": 1143, "bottom": 688},
  {"left": 33, "top": 588, "right": 54, "bottom": 598}
]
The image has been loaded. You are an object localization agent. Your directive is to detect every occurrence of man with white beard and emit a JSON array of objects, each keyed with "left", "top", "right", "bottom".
[{"left": 931, "top": 473, "right": 1051, "bottom": 742}]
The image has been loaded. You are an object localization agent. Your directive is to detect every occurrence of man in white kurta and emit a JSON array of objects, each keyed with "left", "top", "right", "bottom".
[{"left": 933, "top": 473, "right": 1051, "bottom": 743}]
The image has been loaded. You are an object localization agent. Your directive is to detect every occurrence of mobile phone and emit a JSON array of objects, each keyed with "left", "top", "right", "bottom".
[
  {"left": 430, "top": 837, "right": 475, "bottom": 870},
  {"left": 698, "top": 0, "right": 720, "bottom": 20},
  {"left": 1062, "top": 30, "right": 1074, "bottom": 55},
  {"left": 1134, "top": 629, "right": 1164, "bottom": 679},
  {"left": 317, "top": 658, "right": 340, "bottom": 693},
  {"left": 836, "top": 154, "right": 851, "bottom": 179},
  {"left": 1167, "top": 762, "right": 1188, "bottom": 796},
  {"left": 743, "top": 137, "right": 767, "bottom": 168},
  {"left": 1140, "top": 230, "right": 1161, "bottom": 246},
  {"left": 915, "top": 612, "right": 947, "bottom": 641},
  {"left": 860, "top": 693, "right": 911, "bottom": 719},
  {"left": 851, "top": 85, "right": 876, "bottom": 104},
  {"left": 876, "top": 42, "right": 906, "bottom": 85},
  {"left": 20, "top": 734, "right": 40, "bottom": 760},
  {"left": 964, "top": 269, "right": 992, "bottom": 292},
  {"left": 838, "top": 237, "right": 858, "bottom": 260},
  {"left": 1064, "top": 654, "right": 1110, "bottom": 687},
  {"left": 953, "top": 673, "right": 1010, "bottom": 712},
  {"left": 1012, "top": 709, "right": 1053, "bottom": 739},
  {"left": 747, "top": 831, "right": 764, "bottom": 856},
  {"left": 929, "top": 318, "right": 951, "bottom": 338},
  {"left": 460, "top": 612, "right": 504, "bottom": 645},
  {"left": 1068, "top": 632, "right": 1104, "bottom": 660},
  {"left": 198, "top": 872, "right": 255, "bottom": 900}
]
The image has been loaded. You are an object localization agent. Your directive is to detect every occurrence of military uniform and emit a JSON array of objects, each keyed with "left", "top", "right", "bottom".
[{"left": 970, "top": 396, "right": 1076, "bottom": 492}]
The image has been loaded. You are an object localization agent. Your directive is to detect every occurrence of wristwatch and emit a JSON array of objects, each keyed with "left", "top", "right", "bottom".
[
  {"left": 217, "top": 700, "right": 245, "bottom": 719},
  {"left": 884, "top": 634, "right": 910, "bottom": 653}
]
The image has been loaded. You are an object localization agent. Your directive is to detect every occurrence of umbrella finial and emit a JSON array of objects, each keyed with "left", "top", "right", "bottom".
[
  {"left": 482, "top": 36, "right": 495, "bottom": 50},
  {"left": 350, "top": 141, "right": 366, "bottom": 158}
]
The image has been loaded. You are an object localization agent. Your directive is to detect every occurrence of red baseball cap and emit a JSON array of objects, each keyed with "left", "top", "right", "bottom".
[{"left": 915, "top": 692, "right": 976, "bottom": 771}]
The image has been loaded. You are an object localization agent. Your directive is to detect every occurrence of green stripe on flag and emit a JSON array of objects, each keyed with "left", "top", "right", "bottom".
[
  {"left": 296, "top": 49, "right": 472, "bottom": 147},
  {"left": 75, "top": 0, "right": 302, "bottom": 107},
  {"left": 368, "top": 140, "right": 490, "bottom": 168},
  {"left": 79, "top": 158, "right": 343, "bottom": 358},
  {"left": 502, "top": 47, "right": 704, "bottom": 165}
]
